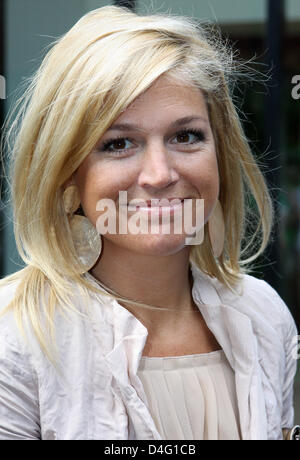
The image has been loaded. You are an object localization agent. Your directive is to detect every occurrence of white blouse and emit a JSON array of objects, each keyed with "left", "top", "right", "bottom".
[
  {"left": 0, "top": 259, "right": 297, "bottom": 439},
  {"left": 137, "top": 349, "right": 241, "bottom": 440}
]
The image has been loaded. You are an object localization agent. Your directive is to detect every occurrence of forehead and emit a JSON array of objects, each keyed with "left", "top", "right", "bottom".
[{"left": 115, "top": 75, "right": 208, "bottom": 127}]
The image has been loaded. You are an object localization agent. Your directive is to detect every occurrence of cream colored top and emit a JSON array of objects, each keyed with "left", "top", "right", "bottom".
[{"left": 137, "top": 349, "right": 242, "bottom": 440}]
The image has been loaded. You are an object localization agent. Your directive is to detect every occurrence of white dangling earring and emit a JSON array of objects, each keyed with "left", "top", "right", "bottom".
[
  {"left": 208, "top": 199, "right": 225, "bottom": 258},
  {"left": 63, "top": 185, "right": 102, "bottom": 273}
]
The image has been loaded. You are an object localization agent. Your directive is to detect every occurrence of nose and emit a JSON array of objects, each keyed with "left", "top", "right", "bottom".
[{"left": 137, "top": 140, "right": 179, "bottom": 190}]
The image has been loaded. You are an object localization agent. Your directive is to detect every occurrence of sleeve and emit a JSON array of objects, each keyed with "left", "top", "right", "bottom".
[
  {"left": 0, "top": 322, "right": 41, "bottom": 440},
  {"left": 281, "top": 305, "right": 299, "bottom": 430},
  {"left": 251, "top": 276, "right": 299, "bottom": 431}
]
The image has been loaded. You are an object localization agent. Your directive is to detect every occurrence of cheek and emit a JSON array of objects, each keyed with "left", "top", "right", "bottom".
[
  {"left": 75, "top": 158, "right": 136, "bottom": 222},
  {"left": 189, "top": 153, "right": 219, "bottom": 194},
  {"left": 189, "top": 154, "right": 219, "bottom": 218}
]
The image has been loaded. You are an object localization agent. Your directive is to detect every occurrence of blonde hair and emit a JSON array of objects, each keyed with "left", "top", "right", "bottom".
[{"left": 0, "top": 5, "right": 273, "bottom": 367}]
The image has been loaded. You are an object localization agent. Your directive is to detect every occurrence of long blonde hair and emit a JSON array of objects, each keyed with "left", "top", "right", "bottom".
[{"left": 0, "top": 5, "right": 273, "bottom": 366}]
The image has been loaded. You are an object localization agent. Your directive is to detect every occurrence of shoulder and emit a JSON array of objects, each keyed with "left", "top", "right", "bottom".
[
  {"left": 0, "top": 273, "right": 38, "bottom": 383},
  {"left": 0, "top": 275, "right": 20, "bottom": 306},
  {"left": 0, "top": 275, "right": 41, "bottom": 439},
  {"left": 207, "top": 270, "right": 298, "bottom": 339},
  {"left": 0, "top": 274, "right": 22, "bottom": 334},
  {"left": 190, "top": 260, "right": 297, "bottom": 339}
]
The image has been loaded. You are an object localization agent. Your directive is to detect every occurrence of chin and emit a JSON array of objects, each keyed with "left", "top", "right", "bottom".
[{"left": 128, "top": 234, "right": 188, "bottom": 256}]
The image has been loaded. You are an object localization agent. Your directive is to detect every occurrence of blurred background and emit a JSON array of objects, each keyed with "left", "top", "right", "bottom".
[{"left": 0, "top": 0, "right": 299, "bottom": 424}]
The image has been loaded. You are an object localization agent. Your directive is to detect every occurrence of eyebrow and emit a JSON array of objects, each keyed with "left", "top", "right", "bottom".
[{"left": 106, "top": 116, "right": 209, "bottom": 132}]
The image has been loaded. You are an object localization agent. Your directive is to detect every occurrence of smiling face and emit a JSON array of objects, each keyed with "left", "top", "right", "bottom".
[{"left": 73, "top": 74, "right": 219, "bottom": 257}]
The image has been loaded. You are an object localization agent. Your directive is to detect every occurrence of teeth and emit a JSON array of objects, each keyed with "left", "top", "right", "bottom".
[{"left": 127, "top": 199, "right": 184, "bottom": 210}]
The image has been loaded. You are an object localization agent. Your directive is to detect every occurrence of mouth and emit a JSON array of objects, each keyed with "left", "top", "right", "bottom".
[
  {"left": 127, "top": 198, "right": 186, "bottom": 209},
  {"left": 126, "top": 198, "right": 187, "bottom": 215}
]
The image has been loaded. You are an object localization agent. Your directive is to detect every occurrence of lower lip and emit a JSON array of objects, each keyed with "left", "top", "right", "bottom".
[{"left": 127, "top": 201, "right": 184, "bottom": 216}]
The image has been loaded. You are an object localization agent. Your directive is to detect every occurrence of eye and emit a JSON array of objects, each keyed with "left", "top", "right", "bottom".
[
  {"left": 101, "top": 137, "right": 134, "bottom": 153},
  {"left": 99, "top": 128, "right": 206, "bottom": 155},
  {"left": 172, "top": 128, "right": 205, "bottom": 145}
]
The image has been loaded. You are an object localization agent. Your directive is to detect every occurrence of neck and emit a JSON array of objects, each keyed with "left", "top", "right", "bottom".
[{"left": 90, "top": 239, "right": 197, "bottom": 330}]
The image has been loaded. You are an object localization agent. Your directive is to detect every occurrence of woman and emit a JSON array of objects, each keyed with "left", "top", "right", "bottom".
[{"left": 0, "top": 6, "right": 298, "bottom": 440}]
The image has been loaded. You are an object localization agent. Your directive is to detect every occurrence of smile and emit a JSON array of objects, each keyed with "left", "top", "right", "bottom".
[{"left": 127, "top": 199, "right": 184, "bottom": 215}]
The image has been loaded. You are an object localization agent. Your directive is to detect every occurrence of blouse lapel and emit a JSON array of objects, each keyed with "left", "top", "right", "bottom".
[
  {"left": 190, "top": 262, "right": 268, "bottom": 440},
  {"left": 84, "top": 272, "right": 162, "bottom": 439},
  {"left": 104, "top": 333, "right": 163, "bottom": 440}
]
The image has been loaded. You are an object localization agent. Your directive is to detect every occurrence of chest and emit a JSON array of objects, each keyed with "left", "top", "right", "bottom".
[{"left": 142, "top": 312, "right": 221, "bottom": 357}]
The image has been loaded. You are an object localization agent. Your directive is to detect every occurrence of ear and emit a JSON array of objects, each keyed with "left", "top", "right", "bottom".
[{"left": 63, "top": 173, "right": 76, "bottom": 190}]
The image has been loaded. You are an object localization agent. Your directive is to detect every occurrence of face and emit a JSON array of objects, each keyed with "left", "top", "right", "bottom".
[{"left": 73, "top": 75, "right": 219, "bottom": 257}]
